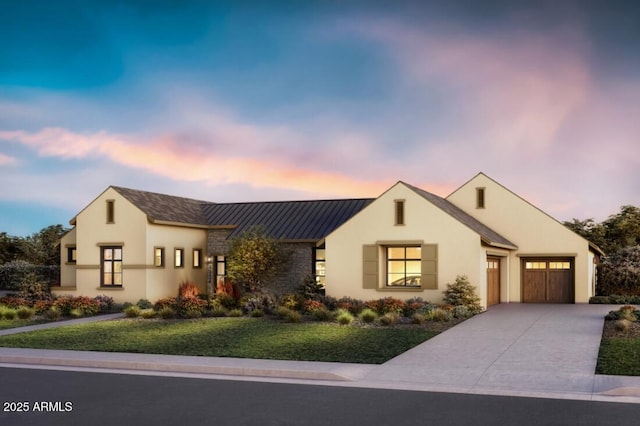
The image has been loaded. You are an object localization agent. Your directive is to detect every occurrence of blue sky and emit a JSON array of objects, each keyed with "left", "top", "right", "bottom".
[{"left": 1, "top": 0, "right": 639, "bottom": 236}]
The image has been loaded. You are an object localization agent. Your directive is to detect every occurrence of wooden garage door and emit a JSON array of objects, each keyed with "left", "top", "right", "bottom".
[
  {"left": 522, "top": 258, "right": 574, "bottom": 303},
  {"left": 487, "top": 257, "right": 500, "bottom": 306}
]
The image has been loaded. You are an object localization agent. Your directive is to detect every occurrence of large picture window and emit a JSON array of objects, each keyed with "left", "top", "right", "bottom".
[
  {"left": 387, "top": 246, "right": 421, "bottom": 287},
  {"left": 101, "top": 246, "right": 123, "bottom": 286}
]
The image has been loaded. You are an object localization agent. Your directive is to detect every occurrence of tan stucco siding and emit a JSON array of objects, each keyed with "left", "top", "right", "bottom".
[
  {"left": 145, "top": 224, "right": 208, "bottom": 302},
  {"left": 325, "top": 183, "right": 486, "bottom": 305},
  {"left": 447, "top": 174, "right": 594, "bottom": 302},
  {"left": 58, "top": 227, "right": 77, "bottom": 288}
]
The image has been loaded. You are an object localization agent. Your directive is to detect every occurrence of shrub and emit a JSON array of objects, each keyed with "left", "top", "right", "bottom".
[
  {"left": 379, "top": 312, "right": 401, "bottom": 326},
  {"left": 403, "top": 300, "right": 426, "bottom": 317},
  {"left": 297, "top": 275, "right": 325, "bottom": 299},
  {"left": 589, "top": 296, "right": 611, "bottom": 304},
  {"left": 124, "top": 305, "right": 141, "bottom": 318},
  {"left": 94, "top": 295, "right": 115, "bottom": 313},
  {"left": 274, "top": 306, "right": 294, "bottom": 320},
  {"left": 443, "top": 275, "right": 483, "bottom": 314},
  {"left": 178, "top": 281, "right": 200, "bottom": 298},
  {"left": 250, "top": 309, "right": 264, "bottom": 317},
  {"left": 227, "top": 308, "right": 244, "bottom": 317},
  {"left": 216, "top": 279, "right": 241, "bottom": 301},
  {"left": 16, "top": 306, "right": 35, "bottom": 320},
  {"left": 425, "top": 308, "right": 453, "bottom": 322},
  {"left": 53, "top": 296, "right": 100, "bottom": 316},
  {"left": 13, "top": 272, "right": 52, "bottom": 303},
  {"left": 0, "top": 306, "right": 17, "bottom": 320},
  {"left": 337, "top": 297, "right": 365, "bottom": 315},
  {"left": 375, "top": 297, "right": 406, "bottom": 315},
  {"left": 0, "top": 296, "right": 29, "bottom": 309},
  {"left": 412, "top": 313, "right": 427, "bottom": 324},
  {"left": 302, "top": 299, "right": 326, "bottom": 313},
  {"left": 45, "top": 307, "right": 61, "bottom": 321},
  {"left": 213, "top": 293, "right": 238, "bottom": 310},
  {"left": 453, "top": 305, "right": 472, "bottom": 319},
  {"left": 0, "top": 261, "right": 58, "bottom": 292},
  {"left": 33, "top": 299, "right": 54, "bottom": 314},
  {"left": 240, "top": 293, "right": 275, "bottom": 315},
  {"left": 316, "top": 295, "right": 338, "bottom": 311},
  {"left": 208, "top": 306, "right": 228, "bottom": 317},
  {"left": 278, "top": 294, "right": 301, "bottom": 311},
  {"left": 615, "top": 319, "right": 632, "bottom": 332},
  {"left": 157, "top": 306, "right": 177, "bottom": 319},
  {"left": 141, "top": 309, "right": 157, "bottom": 319},
  {"left": 176, "top": 296, "right": 207, "bottom": 319},
  {"left": 335, "top": 309, "right": 354, "bottom": 325},
  {"left": 136, "top": 299, "right": 153, "bottom": 309},
  {"left": 284, "top": 310, "right": 302, "bottom": 323},
  {"left": 69, "top": 308, "right": 84, "bottom": 318},
  {"left": 358, "top": 308, "right": 378, "bottom": 323},
  {"left": 312, "top": 308, "right": 333, "bottom": 322},
  {"left": 154, "top": 297, "right": 178, "bottom": 311}
]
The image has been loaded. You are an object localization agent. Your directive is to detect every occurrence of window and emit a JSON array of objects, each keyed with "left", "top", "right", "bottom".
[
  {"left": 193, "top": 249, "right": 202, "bottom": 268},
  {"left": 154, "top": 247, "right": 165, "bottom": 267},
  {"left": 314, "top": 247, "right": 326, "bottom": 287},
  {"left": 395, "top": 199, "right": 405, "bottom": 225},
  {"left": 215, "top": 256, "right": 226, "bottom": 287},
  {"left": 476, "top": 187, "right": 485, "bottom": 209},
  {"left": 549, "top": 261, "right": 571, "bottom": 269},
  {"left": 174, "top": 248, "right": 184, "bottom": 268},
  {"left": 387, "top": 246, "right": 421, "bottom": 287},
  {"left": 525, "top": 261, "right": 546, "bottom": 269},
  {"left": 101, "top": 246, "right": 123, "bottom": 286},
  {"left": 106, "top": 200, "right": 115, "bottom": 223},
  {"left": 67, "top": 246, "right": 76, "bottom": 264}
]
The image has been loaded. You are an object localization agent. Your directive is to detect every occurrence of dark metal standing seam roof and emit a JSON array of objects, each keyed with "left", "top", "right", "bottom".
[
  {"left": 202, "top": 198, "right": 374, "bottom": 240},
  {"left": 404, "top": 183, "right": 517, "bottom": 249}
]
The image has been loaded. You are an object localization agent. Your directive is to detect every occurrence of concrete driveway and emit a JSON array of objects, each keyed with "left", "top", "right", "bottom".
[{"left": 363, "top": 303, "right": 640, "bottom": 400}]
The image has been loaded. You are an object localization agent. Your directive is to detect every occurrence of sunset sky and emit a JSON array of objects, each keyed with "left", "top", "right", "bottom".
[{"left": 1, "top": 0, "right": 638, "bottom": 236}]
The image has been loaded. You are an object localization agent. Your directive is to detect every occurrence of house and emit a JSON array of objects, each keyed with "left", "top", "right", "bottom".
[
  {"left": 324, "top": 173, "right": 602, "bottom": 307},
  {"left": 55, "top": 185, "right": 372, "bottom": 303},
  {"left": 55, "top": 173, "right": 602, "bottom": 307}
]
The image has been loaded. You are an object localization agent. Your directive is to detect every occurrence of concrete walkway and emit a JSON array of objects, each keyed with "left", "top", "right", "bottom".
[{"left": 1, "top": 304, "right": 639, "bottom": 403}]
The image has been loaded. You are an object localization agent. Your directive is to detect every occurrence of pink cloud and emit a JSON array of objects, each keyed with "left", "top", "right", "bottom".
[
  {"left": 0, "top": 152, "right": 16, "bottom": 165},
  {"left": 0, "top": 127, "right": 390, "bottom": 198}
]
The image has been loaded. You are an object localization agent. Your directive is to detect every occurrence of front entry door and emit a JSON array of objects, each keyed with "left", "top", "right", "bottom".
[{"left": 487, "top": 256, "right": 500, "bottom": 306}]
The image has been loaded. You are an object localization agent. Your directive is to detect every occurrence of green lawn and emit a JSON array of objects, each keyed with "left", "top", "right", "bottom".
[
  {"left": 596, "top": 338, "right": 640, "bottom": 376},
  {"left": 0, "top": 318, "right": 439, "bottom": 364},
  {"left": 0, "top": 319, "right": 46, "bottom": 331}
]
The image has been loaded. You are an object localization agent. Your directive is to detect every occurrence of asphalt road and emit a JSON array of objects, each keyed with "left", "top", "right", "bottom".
[{"left": 1, "top": 367, "right": 639, "bottom": 425}]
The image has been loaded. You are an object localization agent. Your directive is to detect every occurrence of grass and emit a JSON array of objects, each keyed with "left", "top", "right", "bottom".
[
  {"left": 0, "top": 318, "right": 47, "bottom": 331},
  {"left": 596, "top": 337, "right": 640, "bottom": 376},
  {"left": 0, "top": 317, "right": 439, "bottom": 364}
]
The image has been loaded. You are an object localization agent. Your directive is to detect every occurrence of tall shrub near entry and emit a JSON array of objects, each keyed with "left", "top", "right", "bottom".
[
  {"left": 598, "top": 246, "right": 640, "bottom": 296},
  {"left": 443, "top": 275, "right": 483, "bottom": 314}
]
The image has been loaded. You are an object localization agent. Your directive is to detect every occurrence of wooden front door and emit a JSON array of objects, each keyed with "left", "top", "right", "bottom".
[
  {"left": 487, "top": 256, "right": 500, "bottom": 306},
  {"left": 522, "top": 258, "right": 574, "bottom": 303}
]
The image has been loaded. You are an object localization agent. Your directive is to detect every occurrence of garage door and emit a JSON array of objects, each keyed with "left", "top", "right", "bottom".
[{"left": 522, "top": 258, "right": 574, "bottom": 303}]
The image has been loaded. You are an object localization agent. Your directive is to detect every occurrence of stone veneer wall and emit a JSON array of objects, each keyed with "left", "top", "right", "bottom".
[{"left": 207, "top": 230, "right": 314, "bottom": 295}]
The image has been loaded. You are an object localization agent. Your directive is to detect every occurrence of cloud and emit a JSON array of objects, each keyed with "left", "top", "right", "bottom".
[
  {"left": 0, "top": 152, "right": 16, "bottom": 165},
  {"left": 0, "top": 126, "right": 391, "bottom": 199}
]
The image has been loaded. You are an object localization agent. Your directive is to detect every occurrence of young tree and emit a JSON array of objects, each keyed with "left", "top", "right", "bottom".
[
  {"left": 226, "top": 226, "right": 289, "bottom": 293},
  {"left": 20, "top": 225, "right": 67, "bottom": 265}
]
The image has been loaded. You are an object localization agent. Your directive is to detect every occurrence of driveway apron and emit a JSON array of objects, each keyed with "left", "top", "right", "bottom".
[{"left": 364, "top": 304, "right": 614, "bottom": 397}]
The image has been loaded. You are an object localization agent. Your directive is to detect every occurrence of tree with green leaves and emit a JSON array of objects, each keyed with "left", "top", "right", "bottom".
[
  {"left": 20, "top": 224, "right": 67, "bottom": 265},
  {"left": 226, "top": 226, "right": 289, "bottom": 293}
]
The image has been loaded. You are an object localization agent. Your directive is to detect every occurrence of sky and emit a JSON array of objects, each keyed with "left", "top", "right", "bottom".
[{"left": 1, "top": 0, "right": 639, "bottom": 236}]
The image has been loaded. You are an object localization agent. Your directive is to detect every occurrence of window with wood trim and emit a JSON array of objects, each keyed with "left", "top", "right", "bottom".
[
  {"left": 476, "top": 187, "right": 485, "bottom": 209},
  {"left": 101, "top": 246, "right": 123, "bottom": 286},
  {"left": 361, "top": 244, "right": 438, "bottom": 290},
  {"left": 154, "top": 247, "right": 165, "bottom": 267},
  {"left": 67, "top": 246, "right": 76, "bottom": 264},
  {"left": 106, "top": 200, "right": 115, "bottom": 223},
  {"left": 387, "top": 246, "right": 421, "bottom": 287},
  {"left": 215, "top": 255, "right": 226, "bottom": 288},
  {"left": 395, "top": 200, "right": 405, "bottom": 225},
  {"left": 193, "top": 249, "right": 202, "bottom": 268},
  {"left": 174, "top": 248, "right": 184, "bottom": 268},
  {"left": 313, "top": 247, "right": 326, "bottom": 287}
]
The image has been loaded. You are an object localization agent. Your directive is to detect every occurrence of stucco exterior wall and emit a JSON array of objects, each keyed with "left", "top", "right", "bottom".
[
  {"left": 145, "top": 224, "right": 208, "bottom": 302},
  {"left": 447, "top": 173, "right": 594, "bottom": 302},
  {"left": 58, "top": 227, "right": 77, "bottom": 288},
  {"left": 325, "top": 183, "right": 485, "bottom": 305}
]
